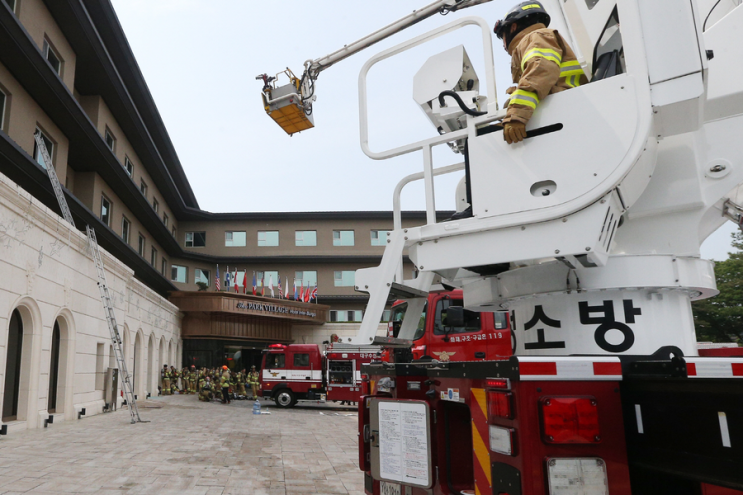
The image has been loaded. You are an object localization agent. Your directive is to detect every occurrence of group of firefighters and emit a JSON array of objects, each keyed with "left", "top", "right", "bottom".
[{"left": 160, "top": 364, "right": 261, "bottom": 404}]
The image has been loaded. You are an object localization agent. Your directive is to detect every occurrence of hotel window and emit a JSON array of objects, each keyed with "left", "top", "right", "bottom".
[
  {"left": 171, "top": 226, "right": 176, "bottom": 238},
  {"left": 100, "top": 195, "right": 112, "bottom": 227},
  {"left": 185, "top": 231, "right": 206, "bottom": 247},
  {"left": 161, "top": 258, "right": 167, "bottom": 276},
  {"left": 163, "top": 213, "right": 169, "bottom": 228},
  {"left": 256, "top": 271, "right": 279, "bottom": 287},
  {"left": 152, "top": 198, "right": 159, "bottom": 214},
  {"left": 371, "top": 230, "right": 390, "bottom": 246},
  {"left": 258, "top": 231, "right": 279, "bottom": 247},
  {"left": 195, "top": 269, "right": 210, "bottom": 286},
  {"left": 121, "top": 216, "right": 130, "bottom": 244},
  {"left": 330, "top": 310, "right": 363, "bottom": 322},
  {"left": 333, "top": 230, "right": 354, "bottom": 246},
  {"left": 295, "top": 271, "right": 317, "bottom": 286},
  {"left": 124, "top": 157, "right": 133, "bottom": 177},
  {"left": 33, "top": 129, "right": 53, "bottom": 170},
  {"left": 104, "top": 128, "right": 116, "bottom": 152},
  {"left": 138, "top": 234, "right": 145, "bottom": 256},
  {"left": 334, "top": 270, "right": 356, "bottom": 287},
  {"left": 140, "top": 179, "right": 148, "bottom": 198},
  {"left": 171, "top": 265, "right": 187, "bottom": 283},
  {"left": 43, "top": 39, "right": 62, "bottom": 75},
  {"left": 225, "top": 231, "right": 246, "bottom": 247},
  {"left": 150, "top": 247, "right": 157, "bottom": 267},
  {"left": 0, "top": 88, "right": 6, "bottom": 132},
  {"left": 295, "top": 231, "right": 317, "bottom": 247}
]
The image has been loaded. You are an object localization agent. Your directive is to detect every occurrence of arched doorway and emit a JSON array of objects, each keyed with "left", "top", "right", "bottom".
[
  {"left": 2, "top": 309, "right": 24, "bottom": 421},
  {"left": 47, "top": 321, "right": 61, "bottom": 413},
  {"left": 133, "top": 331, "right": 143, "bottom": 398},
  {"left": 147, "top": 334, "right": 155, "bottom": 396}
]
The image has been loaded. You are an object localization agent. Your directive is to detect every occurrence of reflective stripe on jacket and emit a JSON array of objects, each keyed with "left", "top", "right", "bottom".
[{"left": 504, "top": 23, "right": 588, "bottom": 125}]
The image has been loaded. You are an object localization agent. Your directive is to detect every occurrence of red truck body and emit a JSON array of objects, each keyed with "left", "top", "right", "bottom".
[
  {"left": 387, "top": 290, "right": 512, "bottom": 362},
  {"left": 259, "top": 343, "right": 375, "bottom": 407}
]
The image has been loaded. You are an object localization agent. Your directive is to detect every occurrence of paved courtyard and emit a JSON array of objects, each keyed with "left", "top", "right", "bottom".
[{"left": 0, "top": 396, "right": 363, "bottom": 495}]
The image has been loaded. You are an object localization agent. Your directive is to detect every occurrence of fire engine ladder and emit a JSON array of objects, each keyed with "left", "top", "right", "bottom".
[{"left": 33, "top": 132, "right": 143, "bottom": 424}]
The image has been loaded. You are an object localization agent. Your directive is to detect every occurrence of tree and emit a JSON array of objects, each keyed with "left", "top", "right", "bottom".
[
  {"left": 196, "top": 281, "right": 208, "bottom": 292},
  {"left": 692, "top": 231, "right": 743, "bottom": 342}
]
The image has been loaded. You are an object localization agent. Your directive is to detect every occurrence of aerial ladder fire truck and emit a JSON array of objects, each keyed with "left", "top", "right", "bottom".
[{"left": 260, "top": 0, "right": 743, "bottom": 493}]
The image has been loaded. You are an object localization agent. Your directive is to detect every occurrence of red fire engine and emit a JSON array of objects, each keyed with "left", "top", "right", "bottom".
[
  {"left": 259, "top": 343, "right": 377, "bottom": 408},
  {"left": 386, "top": 289, "right": 511, "bottom": 362}
]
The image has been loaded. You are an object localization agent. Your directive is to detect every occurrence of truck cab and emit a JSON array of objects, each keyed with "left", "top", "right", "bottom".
[{"left": 388, "top": 290, "right": 511, "bottom": 362}]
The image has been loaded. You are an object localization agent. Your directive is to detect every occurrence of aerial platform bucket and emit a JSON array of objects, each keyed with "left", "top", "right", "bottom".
[{"left": 262, "top": 80, "right": 314, "bottom": 135}]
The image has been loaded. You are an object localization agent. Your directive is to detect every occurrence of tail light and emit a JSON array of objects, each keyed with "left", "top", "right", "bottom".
[
  {"left": 486, "top": 377, "right": 512, "bottom": 420},
  {"left": 488, "top": 391, "right": 513, "bottom": 420},
  {"left": 540, "top": 396, "right": 600, "bottom": 444}
]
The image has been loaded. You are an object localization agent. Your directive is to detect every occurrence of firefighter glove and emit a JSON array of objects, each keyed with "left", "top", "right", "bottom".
[{"left": 504, "top": 121, "right": 527, "bottom": 144}]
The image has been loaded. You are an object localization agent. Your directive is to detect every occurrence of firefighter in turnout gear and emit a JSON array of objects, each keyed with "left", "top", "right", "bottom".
[
  {"left": 170, "top": 366, "right": 179, "bottom": 395},
  {"left": 161, "top": 365, "right": 171, "bottom": 395},
  {"left": 248, "top": 366, "right": 261, "bottom": 400},
  {"left": 220, "top": 366, "right": 231, "bottom": 404},
  {"left": 236, "top": 369, "right": 247, "bottom": 398},
  {"left": 494, "top": 1, "right": 587, "bottom": 144},
  {"left": 189, "top": 365, "right": 197, "bottom": 393},
  {"left": 199, "top": 375, "right": 213, "bottom": 402}
]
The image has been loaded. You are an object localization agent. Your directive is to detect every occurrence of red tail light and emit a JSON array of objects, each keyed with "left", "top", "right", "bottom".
[
  {"left": 486, "top": 378, "right": 510, "bottom": 389},
  {"left": 540, "top": 396, "right": 601, "bottom": 444},
  {"left": 488, "top": 391, "right": 513, "bottom": 420}
]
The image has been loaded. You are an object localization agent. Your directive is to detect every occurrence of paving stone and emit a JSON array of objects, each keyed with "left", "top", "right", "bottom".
[{"left": 0, "top": 395, "right": 361, "bottom": 494}]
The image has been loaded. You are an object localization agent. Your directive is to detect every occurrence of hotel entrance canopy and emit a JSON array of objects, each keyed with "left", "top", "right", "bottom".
[{"left": 170, "top": 292, "right": 330, "bottom": 343}]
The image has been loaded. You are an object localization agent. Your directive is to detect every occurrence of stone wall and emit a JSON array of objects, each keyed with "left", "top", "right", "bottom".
[{"left": 0, "top": 172, "right": 181, "bottom": 431}]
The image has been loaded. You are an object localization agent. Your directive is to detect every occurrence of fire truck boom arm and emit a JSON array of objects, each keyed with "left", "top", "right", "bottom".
[{"left": 304, "top": 0, "right": 494, "bottom": 79}]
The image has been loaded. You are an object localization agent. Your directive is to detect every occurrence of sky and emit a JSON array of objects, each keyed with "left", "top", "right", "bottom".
[{"left": 109, "top": 0, "right": 739, "bottom": 261}]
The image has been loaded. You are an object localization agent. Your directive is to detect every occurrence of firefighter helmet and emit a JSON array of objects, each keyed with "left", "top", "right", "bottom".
[{"left": 494, "top": 1, "right": 551, "bottom": 40}]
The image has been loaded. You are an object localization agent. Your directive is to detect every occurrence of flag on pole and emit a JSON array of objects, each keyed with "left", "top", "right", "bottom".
[
  {"left": 225, "top": 266, "right": 231, "bottom": 291},
  {"left": 305, "top": 281, "right": 311, "bottom": 303},
  {"left": 233, "top": 267, "right": 239, "bottom": 293},
  {"left": 293, "top": 279, "right": 298, "bottom": 300},
  {"left": 242, "top": 270, "right": 248, "bottom": 294},
  {"left": 285, "top": 277, "right": 290, "bottom": 299},
  {"left": 215, "top": 265, "right": 221, "bottom": 291},
  {"left": 299, "top": 281, "right": 305, "bottom": 302},
  {"left": 261, "top": 273, "right": 265, "bottom": 297},
  {"left": 269, "top": 275, "right": 274, "bottom": 298},
  {"left": 252, "top": 272, "right": 257, "bottom": 296},
  {"left": 310, "top": 283, "right": 318, "bottom": 303},
  {"left": 278, "top": 276, "right": 283, "bottom": 299}
]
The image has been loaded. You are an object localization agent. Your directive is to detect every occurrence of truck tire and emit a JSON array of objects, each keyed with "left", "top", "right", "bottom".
[{"left": 274, "top": 390, "right": 295, "bottom": 408}]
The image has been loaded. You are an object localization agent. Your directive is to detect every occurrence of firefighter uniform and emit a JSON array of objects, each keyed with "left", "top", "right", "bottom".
[
  {"left": 162, "top": 366, "right": 171, "bottom": 395},
  {"left": 199, "top": 377, "right": 213, "bottom": 402},
  {"left": 236, "top": 371, "right": 247, "bottom": 398},
  {"left": 494, "top": 1, "right": 587, "bottom": 144},
  {"left": 220, "top": 369, "right": 231, "bottom": 404},
  {"left": 248, "top": 368, "right": 260, "bottom": 400},
  {"left": 171, "top": 367, "right": 179, "bottom": 395},
  {"left": 503, "top": 23, "right": 587, "bottom": 127}
]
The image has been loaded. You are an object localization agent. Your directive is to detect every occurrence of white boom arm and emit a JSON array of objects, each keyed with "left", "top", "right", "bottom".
[
  {"left": 303, "top": 0, "right": 494, "bottom": 79},
  {"left": 258, "top": 0, "right": 494, "bottom": 135}
]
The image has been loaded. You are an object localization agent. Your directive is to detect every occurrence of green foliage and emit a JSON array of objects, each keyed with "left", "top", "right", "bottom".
[
  {"left": 692, "top": 231, "right": 743, "bottom": 343},
  {"left": 196, "top": 282, "right": 208, "bottom": 292}
]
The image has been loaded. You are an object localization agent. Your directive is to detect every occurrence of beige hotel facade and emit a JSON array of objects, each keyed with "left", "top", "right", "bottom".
[{"left": 0, "top": 0, "right": 446, "bottom": 430}]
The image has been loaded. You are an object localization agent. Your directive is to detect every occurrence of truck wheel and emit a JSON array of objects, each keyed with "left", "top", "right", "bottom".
[{"left": 274, "top": 390, "right": 295, "bottom": 408}]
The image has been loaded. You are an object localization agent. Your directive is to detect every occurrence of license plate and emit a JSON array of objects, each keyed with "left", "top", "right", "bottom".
[{"left": 380, "top": 481, "right": 401, "bottom": 495}]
